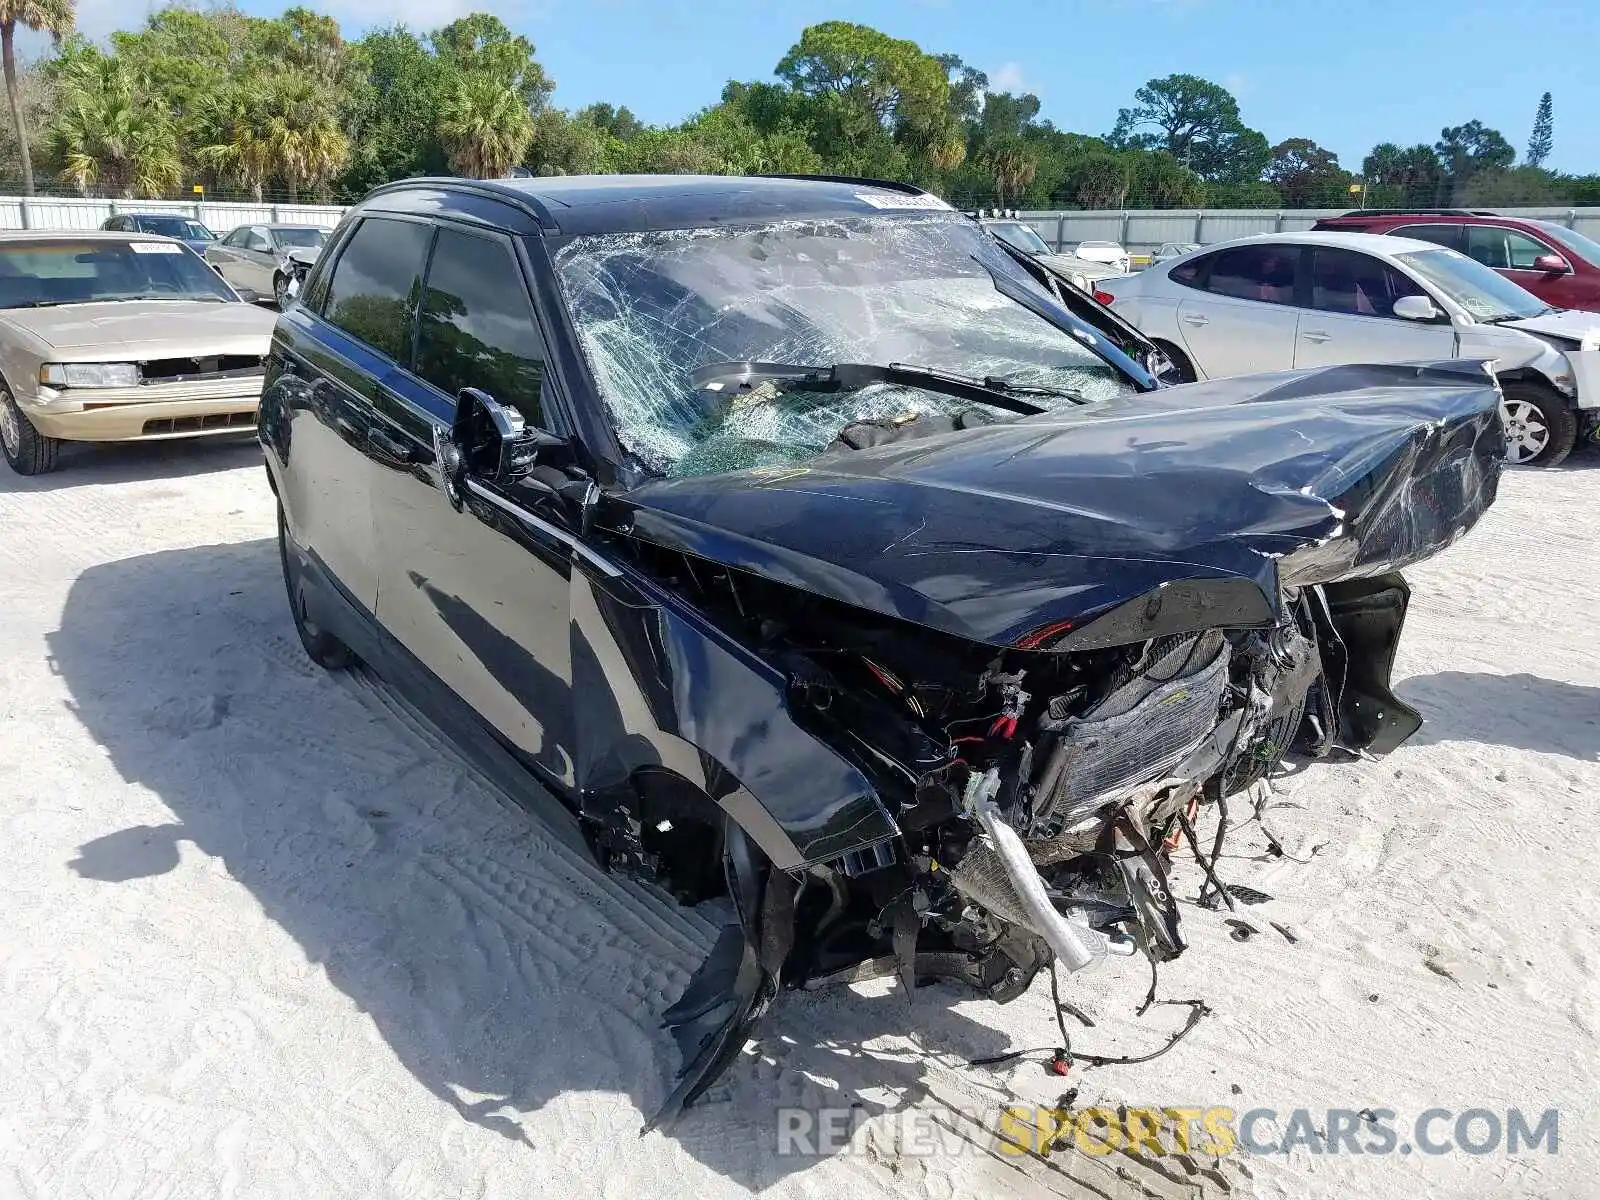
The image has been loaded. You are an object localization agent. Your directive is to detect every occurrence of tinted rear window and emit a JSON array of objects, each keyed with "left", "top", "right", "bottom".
[
  {"left": 1390, "top": 223, "right": 1464, "bottom": 251},
  {"left": 1201, "top": 245, "right": 1299, "bottom": 304},
  {"left": 320, "top": 217, "right": 433, "bottom": 363}
]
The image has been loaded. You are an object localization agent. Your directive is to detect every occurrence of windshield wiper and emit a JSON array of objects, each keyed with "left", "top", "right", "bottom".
[{"left": 689, "top": 361, "right": 1086, "bottom": 416}]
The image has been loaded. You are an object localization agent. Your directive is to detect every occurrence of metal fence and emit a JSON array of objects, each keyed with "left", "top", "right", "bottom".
[
  {"left": 1013, "top": 207, "right": 1600, "bottom": 255},
  {"left": 0, "top": 195, "right": 348, "bottom": 233},
  {"left": 5, "top": 194, "right": 1599, "bottom": 258}
]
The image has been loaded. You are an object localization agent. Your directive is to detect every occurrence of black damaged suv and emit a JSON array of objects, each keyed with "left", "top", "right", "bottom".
[{"left": 261, "top": 174, "right": 1501, "bottom": 1129}]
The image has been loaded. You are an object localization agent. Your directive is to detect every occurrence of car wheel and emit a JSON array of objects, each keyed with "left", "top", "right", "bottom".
[
  {"left": 277, "top": 505, "right": 355, "bottom": 669},
  {"left": 0, "top": 383, "right": 61, "bottom": 476},
  {"left": 1499, "top": 382, "right": 1577, "bottom": 468},
  {"left": 1152, "top": 340, "right": 1197, "bottom": 384},
  {"left": 273, "top": 271, "right": 297, "bottom": 311}
]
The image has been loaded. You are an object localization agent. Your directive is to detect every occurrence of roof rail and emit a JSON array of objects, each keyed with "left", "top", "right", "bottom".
[
  {"left": 1338, "top": 207, "right": 1487, "bottom": 218},
  {"left": 360, "top": 176, "right": 560, "bottom": 231},
  {"left": 755, "top": 173, "right": 933, "bottom": 196}
]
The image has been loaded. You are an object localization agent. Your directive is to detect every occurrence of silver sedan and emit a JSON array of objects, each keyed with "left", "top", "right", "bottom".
[{"left": 205, "top": 224, "right": 330, "bottom": 309}]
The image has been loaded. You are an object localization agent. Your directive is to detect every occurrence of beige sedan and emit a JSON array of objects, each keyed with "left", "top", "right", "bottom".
[{"left": 0, "top": 231, "right": 278, "bottom": 475}]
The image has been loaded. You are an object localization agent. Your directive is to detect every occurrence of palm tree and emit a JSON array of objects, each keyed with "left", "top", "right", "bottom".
[
  {"left": 260, "top": 71, "right": 349, "bottom": 203},
  {"left": 1, "top": 0, "right": 74, "bottom": 195},
  {"left": 192, "top": 86, "right": 274, "bottom": 202},
  {"left": 46, "top": 57, "right": 181, "bottom": 198},
  {"left": 438, "top": 71, "right": 533, "bottom": 179},
  {"left": 984, "top": 136, "right": 1037, "bottom": 208}
]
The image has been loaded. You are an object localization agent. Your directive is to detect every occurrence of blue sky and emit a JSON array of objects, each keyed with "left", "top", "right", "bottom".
[{"left": 74, "top": 0, "right": 1600, "bottom": 175}]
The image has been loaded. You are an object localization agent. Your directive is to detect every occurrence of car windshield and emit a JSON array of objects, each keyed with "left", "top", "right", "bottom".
[
  {"left": 554, "top": 213, "right": 1138, "bottom": 478},
  {"left": 273, "top": 227, "right": 327, "bottom": 249},
  {"left": 988, "top": 221, "right": 1052, "bottom": 256},
  {"left": 1080, "top": 242, "right": 1120, "bottom": 250},
  {"left": 135, "top": 216, "right": 213, "bottom": 240},
  {"left": 1395, "top": 248, "right": 1550, "bottom": 322},
  {"left": 0, "top": 239, "right": 236, "bottom": 307},
  {"left": 1534, "top": 220, "right": 1600, "bottom": 267}
]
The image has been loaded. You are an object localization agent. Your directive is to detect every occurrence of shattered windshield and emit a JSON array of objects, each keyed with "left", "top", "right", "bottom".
[{"left": 553, "top": 214, "right": 1137, "bottom": 478}]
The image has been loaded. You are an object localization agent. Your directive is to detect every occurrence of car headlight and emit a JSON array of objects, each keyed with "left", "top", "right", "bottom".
[
  {"left": 40, "top": 362, "right": 140, "bottom": 389},
  {"left": 1070, "top": 273, "right": 1089, "bottom": 291}
]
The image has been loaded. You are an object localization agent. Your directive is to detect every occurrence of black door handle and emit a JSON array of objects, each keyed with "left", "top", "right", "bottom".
[{"left": 368, "top": 427, "right": 415, "bottom": 463}]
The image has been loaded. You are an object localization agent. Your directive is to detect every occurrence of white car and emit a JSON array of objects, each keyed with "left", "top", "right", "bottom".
[
  {"left": 1073, "top": 240, "right": 1132, "bottom": 275},
  {"left": 979, "top": 219, "right": 1129, "bottom": 290},
  {"left": 1097, "top": 231, "right": 1600, "bottom": 466},
  {"left": 1149, "top": 241, "right": 1200, "bottom": 268}
]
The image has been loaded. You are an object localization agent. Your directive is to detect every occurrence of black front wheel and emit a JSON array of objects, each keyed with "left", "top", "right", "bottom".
[
  {"left": 0, "top": 383, "right": 61, "bottom": 476},
  {"left": 273, "top": 271, "right": 297, "bottom": 311},
  {"left": 277, "top": 505, "right": 355, "bottom": 669},
  {"left": 1499, "top": 382, "right": 1577, "bottom": 468}
]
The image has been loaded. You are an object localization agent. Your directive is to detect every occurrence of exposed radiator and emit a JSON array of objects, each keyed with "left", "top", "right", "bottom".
[{"left": 1028, "top": 630, "right": 1231, "bottom": 834}]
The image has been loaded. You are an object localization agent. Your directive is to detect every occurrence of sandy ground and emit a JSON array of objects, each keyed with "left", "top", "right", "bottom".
[{"left": 0, "top": 437, "right": 1596, "bottom": 1200}]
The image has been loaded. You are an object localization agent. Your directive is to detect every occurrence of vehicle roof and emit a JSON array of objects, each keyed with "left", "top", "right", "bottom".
[
  {"left": 1317, "top": 211, "right": 1537, "bottom": 228},
  {"left": 0, "top": 229, "right": 183, "bottom": 243},
  {"left": 360, "top": 174, "right": 957, "bottom": 236},
  {"left": 1197, "top": 229, "right": 1447, "bottom": 256}
]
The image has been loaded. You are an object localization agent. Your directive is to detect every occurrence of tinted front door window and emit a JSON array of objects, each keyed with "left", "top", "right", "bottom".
[
  {"left": 1465, "top": 226, "right": 1553, "bottom": 270},
  {"left": 414, "top": 228, "right": 546, "bottom": 425},
  {"left": 321, "top": 217, "right": 433, "bottom": 363},
  {"left": 1309, "top": 247, "right": 1427, "bottom": 317}
]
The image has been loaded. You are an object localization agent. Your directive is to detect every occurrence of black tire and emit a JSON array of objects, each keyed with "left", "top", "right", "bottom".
[
  {"left": 273, "top": 271, "right": 294, "bottom": 311},
  {"left": 1153, "top": 339, "right": 1197, "bottom": 384},
  {"left": 277, "top": 505, "right": 355, "bottom": 670},
  {"left": 0, "top": 383, "right": 61, "bottom": 476},
  {"left": 1499, "top": 382, "right": 1577, "bottom": 468}
]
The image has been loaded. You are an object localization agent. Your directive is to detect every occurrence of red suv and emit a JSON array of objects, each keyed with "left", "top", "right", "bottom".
[{"left": 1312, "top": 209, "right": 1600, "bottom": 313}]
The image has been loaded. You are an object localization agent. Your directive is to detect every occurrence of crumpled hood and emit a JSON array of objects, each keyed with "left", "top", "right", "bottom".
[
  {"left": 1036, "top": 253, "right": 1124, "bottom": 282},
  {"left": 0, "top": 300, "right": 277, "bottom": 356},
  {"left": 284, "top": 246, "right": 321, "bottom": 268},
  {"left": 1502, "top": 308, "right": 1600, "bottom": 347},
  {"left": 621, "top": 361, "right": 1503, "bottom": 649}
]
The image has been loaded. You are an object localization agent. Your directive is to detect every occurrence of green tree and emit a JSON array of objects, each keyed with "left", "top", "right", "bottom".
[
  {"left": 982, "top": 135, "right": 1036, "bottom": 207},
  {"left": 2, "top": 0, "right": 74, "bottom": 195},
  {"left": 45, "top": 53, "right": 182, "bottom": 197},
  {"left": 437, "top": 70, "right": 533, "bottom": 178},
  {"left": 1435, "top": 120, "right": 1515, "bottom": 202},
  {"left": 1362, "top": 142, "right": 1442, "bottom": 207},
  {"left": 1460, "top": 165, "right": 1566, "bottom": 207},
  {"left": 1058, "top": 148, "right": 1129, "bottom": 208},
  {"left": 337, "top": 26, "right": 447, "bottom": 198},
  {"left": 774, "top": 21, "right": 957, "bottom": 182},
  {"left": 1525, "top": 92, "right": 1553, "bottom": 168},
  {"left": 1108, "top": 74, "right": 1266, "bottom": 181},
  {"left": 260, "top": 69, "right": 349, "bottom": 201},
  {"left": 527, "top": 108, "right": 620, "bottom": 175},
  {"left": 431, "top": 13, "right": 551, "bottom": 111},
  {"left": 1264, "top": 137, "right": 1349, "bottom": 207},
  {"left": 193, "top": 84, "right": 275, "bottom": 200},
  {"left": 575, "top": 102, "right": 641, "bottom": 142},
  {"left": 1125, "top": 150, "right": 1206, "bottom": 209}
]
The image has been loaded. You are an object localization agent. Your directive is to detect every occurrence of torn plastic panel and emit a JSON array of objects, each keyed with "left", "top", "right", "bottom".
[
  {"left": 551, "top": 214, "right": 1142, "bottom": 479},
  {"left": 617, "top": 360, "right": 1503, "bottom": 653},
  {"left": 568, "top": 566, "right": 898, "bottom": 872}
]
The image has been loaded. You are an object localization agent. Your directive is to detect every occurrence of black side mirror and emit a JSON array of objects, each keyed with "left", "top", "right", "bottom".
[{"left": 451, "top": 387, "right": 569, "bottom": 490}]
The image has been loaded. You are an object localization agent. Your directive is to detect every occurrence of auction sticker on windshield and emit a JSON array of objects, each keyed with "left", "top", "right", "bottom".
[
  {"left": 854, "top": 191, "right": 952, "bottom": 210},
  {"left": 129, "top": 242, "right": 184, "bottom": 254}
]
